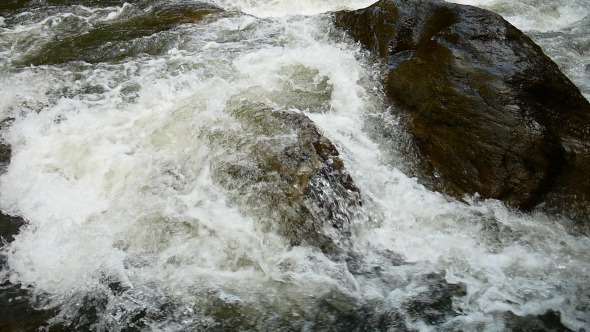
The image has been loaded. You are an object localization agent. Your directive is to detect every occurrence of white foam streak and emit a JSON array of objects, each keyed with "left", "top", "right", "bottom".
[
  {"left": 211, "top": 0, "right": 378, "bottom": 17},
  {"left": 447, "top": 0, "right": 589, "bottom": 31}
]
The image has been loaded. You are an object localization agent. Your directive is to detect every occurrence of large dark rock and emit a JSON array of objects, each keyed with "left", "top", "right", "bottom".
[
  {"left": 335, "top": 0, "right": 590, "bottom": 224},
  {"left": 205, "top": 100, "right": 362, "bottom": 255}
]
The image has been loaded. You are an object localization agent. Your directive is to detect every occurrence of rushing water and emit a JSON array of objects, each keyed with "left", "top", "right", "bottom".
[{"left": 0, "top": 0, "right": 589, "bottom": 331}]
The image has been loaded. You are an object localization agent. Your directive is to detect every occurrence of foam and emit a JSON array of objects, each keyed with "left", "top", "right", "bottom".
[
  {"left": 211, "top": 0, "right": 378, "bottom": 17},
  {"left": 447, "top": 0, "right": 589, "bottom": 32},
  {"left": 0, "top": 6, "right": 589, "bottom": 330}
]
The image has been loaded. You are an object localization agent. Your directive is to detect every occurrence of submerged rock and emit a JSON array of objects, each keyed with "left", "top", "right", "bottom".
[
  {"left": 206, "top": 100, "right": 362, "bottom": 255},
  {"left": 503, "top": 310, "right": 572, "bottom": 332},
  {"left": 335, "top": 0, "right": 590, "bottom": 224},
  {"left": 0, "top": 0, "right": 142, "bottom": 11},
  {"left": 0, "top": 143, "right": 10, "bottom": 176},
  {"left": 16, "top": 1, "right": 223, "bottom": 65},
  {"left": 0, "top": 281, "right": 58, "bottom": 332}
]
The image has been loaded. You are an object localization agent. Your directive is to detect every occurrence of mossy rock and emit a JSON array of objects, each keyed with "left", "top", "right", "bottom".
[{"left": 15, "top": 1, "right": 223, "bottom": 65}]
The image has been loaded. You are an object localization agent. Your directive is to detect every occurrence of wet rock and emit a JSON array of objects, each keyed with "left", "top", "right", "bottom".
[
  {"left": 349, "top": 271, "right": 466, "bottom": 331},
  {"left": 401, "top": 272, "right": 467, "bottom": 326},
  {"left": 206, "top": 100, "right": 362, "bottom": 255},
  {"left": 17, "top": 1, "right": 223, "bottom": 65},
  {"left": 503, "top": 310, "right": 572, "bottom": 332},
  {"left": 0, "top": 213, "right": 24, "bottom": 246},
  {"left": 0, "top": 145, "right": 10, "bottom": 177},
  {"left": 0, "top": 0, "right": 144, "bottom": 11},
  {"left": 0, "top": 0, "right": 30, "bottom": 11},
  {"left": 334, "top": 0, "right": 590, "bottom": 224},
  {"left": 0, "top": 282, "right": 59, "bottom": 332}
]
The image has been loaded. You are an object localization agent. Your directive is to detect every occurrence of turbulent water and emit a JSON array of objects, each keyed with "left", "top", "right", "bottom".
[{"left": 0, "top": 0, "right": 589, "bottom": 331}]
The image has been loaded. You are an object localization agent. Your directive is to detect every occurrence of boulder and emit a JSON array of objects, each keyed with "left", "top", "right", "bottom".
[
  {"left": 335, "top": 0, "right": 590, "bottom": 225},
  {"left": 205, "top": 100, "right": 362, "bottom": 255}
]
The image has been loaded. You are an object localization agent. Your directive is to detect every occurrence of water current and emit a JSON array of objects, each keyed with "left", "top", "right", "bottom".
[{"left": 0, "top": 0, "right": 589, "bottom": 330}]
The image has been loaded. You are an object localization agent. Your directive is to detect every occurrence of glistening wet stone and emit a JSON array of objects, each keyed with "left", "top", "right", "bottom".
[
  {"left": 206, "top": 100, "right": 362, "bottom": 256},
  {"left": 15, "top": 1, "right": 223, "bottom": 66},
  {"left": 335, "top": 0, "right": 590, "bottom": 227}
]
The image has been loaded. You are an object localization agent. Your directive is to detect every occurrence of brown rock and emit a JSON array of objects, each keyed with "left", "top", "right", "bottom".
[
  {"left": 335, "top": 0, "right": 590, "bottom": 225},
  {"left": 205, "top": 100, "right": 362, "bottom": 254}
]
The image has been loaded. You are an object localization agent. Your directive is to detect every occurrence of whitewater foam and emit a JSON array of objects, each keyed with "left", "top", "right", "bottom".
[
  {"left": 210, "top": 0, "right": 378, "bottom": 17},
  {"left": 447, "top": 0, "right": 589, "bottom": 32},
  {"left": 0, "top": 1, "right": 589, "bottom": 330}
]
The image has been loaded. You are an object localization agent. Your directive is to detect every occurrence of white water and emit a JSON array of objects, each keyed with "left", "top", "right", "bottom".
[
  {"left": 448, "top": 0, "right": 589, "bottom": 31},
  {"left": 211, "top": 0, "right": 378, "bottom": 17},
  {"left": 0, "top": 0, "right": 589, "bottom": 330}
]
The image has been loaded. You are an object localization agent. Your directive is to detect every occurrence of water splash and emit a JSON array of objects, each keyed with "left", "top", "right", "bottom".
[
  {"left": 447, "top": 0, "right": 589, "bottom": 32},
  {"left": 0, "top": 1, "right": 589, "bottom": 331},
  {"left": 210, "top": 0, "right": 378, "bottom": 17}
]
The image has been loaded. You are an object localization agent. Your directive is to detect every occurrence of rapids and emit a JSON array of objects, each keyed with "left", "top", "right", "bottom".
[{"left": 0, "top": 0, "right": 589, "bottom": 330}]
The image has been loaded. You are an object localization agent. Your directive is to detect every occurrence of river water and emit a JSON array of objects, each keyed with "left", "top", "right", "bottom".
[{"left": 0, "top": 0, "right": 589, "bottom": 331}]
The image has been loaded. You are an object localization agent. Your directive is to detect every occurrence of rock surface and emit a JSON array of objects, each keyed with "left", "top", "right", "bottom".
[
  {"left": 335, "top": 0, "right": 590, "bottom": 225},
  {"left": 16, "top": 1, "right": 223, "bottom": 66},
  {"left": 206, "top": 100, "right": 362, "bottom": 254}
]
